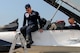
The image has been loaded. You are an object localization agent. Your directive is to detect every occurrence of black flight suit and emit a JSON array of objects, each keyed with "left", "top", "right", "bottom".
[
  {"left": 64, "top": 23, "right": 80, "bottom": 30},
  {"left": 20, "top": 10, "right": 42, "bottom": 44}
]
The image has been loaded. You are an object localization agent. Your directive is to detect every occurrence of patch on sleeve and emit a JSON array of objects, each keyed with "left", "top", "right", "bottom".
[{"left": 25, "top": 13, "right": 29, "bottom": 17}]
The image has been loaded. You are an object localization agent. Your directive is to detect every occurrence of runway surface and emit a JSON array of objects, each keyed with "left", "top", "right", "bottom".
[{"left": 1, "top": 46, "right": 80, "bottom": 53}]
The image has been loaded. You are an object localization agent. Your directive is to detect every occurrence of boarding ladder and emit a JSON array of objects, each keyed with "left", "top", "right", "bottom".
[{"left": 9, "top": 32, "right": 27, "bottom": 53}]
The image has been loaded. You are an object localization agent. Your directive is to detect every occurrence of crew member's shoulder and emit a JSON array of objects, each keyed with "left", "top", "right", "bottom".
[
  {"left": 75, "top": 23, "right": 79, "bottom": 26},
  {"left": 32, "top": 10, "right": 38, "bottom": 13},
  {"left": 32, "top": 10, "right": 39, "bottom": 14}
]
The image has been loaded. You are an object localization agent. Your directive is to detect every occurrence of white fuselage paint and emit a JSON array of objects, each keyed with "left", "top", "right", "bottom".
[{"left": 0, "top": 30, "right": 80, "bottom": 47}]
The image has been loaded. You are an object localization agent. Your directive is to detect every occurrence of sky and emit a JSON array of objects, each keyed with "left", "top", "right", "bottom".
[{"left": 0, "top": 0, "right": 69, "bottom": 29}]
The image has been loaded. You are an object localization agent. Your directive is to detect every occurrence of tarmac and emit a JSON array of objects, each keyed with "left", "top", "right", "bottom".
[{"left": 1, "top": 46, "right": 80, "bottom": 53}]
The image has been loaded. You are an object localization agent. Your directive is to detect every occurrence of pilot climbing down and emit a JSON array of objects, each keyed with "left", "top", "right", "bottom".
[{"left": 20, "top": 4, "right": 43, "bottom": 48}]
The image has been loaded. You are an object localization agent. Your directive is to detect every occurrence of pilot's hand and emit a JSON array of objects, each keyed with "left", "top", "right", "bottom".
[{"left": 39, "top": 29, "right": 43, "bottom": 33}]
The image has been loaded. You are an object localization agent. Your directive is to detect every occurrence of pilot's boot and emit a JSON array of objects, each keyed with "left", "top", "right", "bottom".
[
  {"left": 26, "top": 36, "right": 31, "bottom": 48},
  {"left": 26, "top": 41, "right": 31, "bottom": 48},
  {"left": 26, "top": 35, "right": 34, "bottom": 48},
  {"left": 26, "top": 40, "right": 34, "bottom": 48}
]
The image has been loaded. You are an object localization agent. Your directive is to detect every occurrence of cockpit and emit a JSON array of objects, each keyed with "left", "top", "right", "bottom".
[{"left": 43, "top": 0, "right": 80, "bottom": 30}]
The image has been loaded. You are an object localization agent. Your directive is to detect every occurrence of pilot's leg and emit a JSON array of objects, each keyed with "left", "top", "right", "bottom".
[
  {"left": 20, "top": 26, "right": 27, "bottom": 39},
  {"left": 26, "top": 27, "right": 34, "bottom": 44},
  {"left": 26, "top": 26, "right": 38, "bottom": 45},
  {"left": 26, "top": 27, "right": 38, "bottom": 48}
]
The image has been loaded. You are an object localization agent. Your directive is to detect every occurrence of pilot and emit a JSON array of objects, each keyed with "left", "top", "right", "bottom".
[
  {"left": 64, "top": 17, "right": 80, "bottom": 29},
  {"left": 20, "top": 4, "right": 43, "bottom": 48}
]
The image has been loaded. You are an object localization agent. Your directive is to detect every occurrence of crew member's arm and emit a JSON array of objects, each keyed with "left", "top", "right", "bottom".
[
  {"left": 36, "top": 12, "right": 43, "bottom": 32},
  {"left": 23, "top": 14, "right": 26, "bottom": 26},
  {"left": 36, "top": 12, "right": 42, "bottom": 29}
]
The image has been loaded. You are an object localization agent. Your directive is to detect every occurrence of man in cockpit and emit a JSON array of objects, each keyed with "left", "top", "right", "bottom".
[{"left": 64, "top": 17, "right": 80, "bottom": 29}]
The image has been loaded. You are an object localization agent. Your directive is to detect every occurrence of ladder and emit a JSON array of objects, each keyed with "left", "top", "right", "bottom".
[{"left": 9, "top": 32, "right": 27, "bottom": 53}]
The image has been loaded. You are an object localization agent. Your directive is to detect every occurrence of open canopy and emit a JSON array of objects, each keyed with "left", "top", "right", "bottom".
[
  {"left": 44, "top": 0, "right": 80, "bottom": 24},
  {"left": 62, "top": 0, "right": 80, "bottom": 12},
  {"left": 62, "top": 0, "right": 80, "bottom": 17}
]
